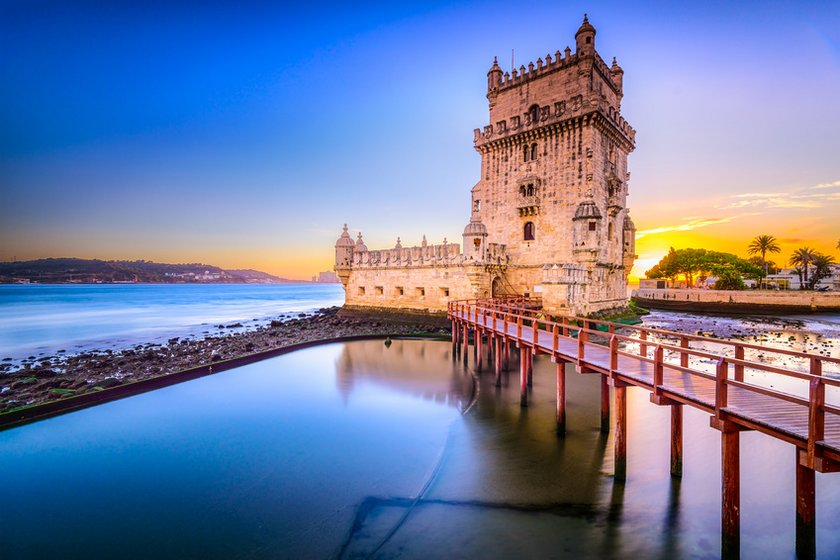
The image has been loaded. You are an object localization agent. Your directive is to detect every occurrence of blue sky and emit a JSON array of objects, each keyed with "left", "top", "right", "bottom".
[{"left": 1, "top": 0, "right": 839, "bottom": 278}]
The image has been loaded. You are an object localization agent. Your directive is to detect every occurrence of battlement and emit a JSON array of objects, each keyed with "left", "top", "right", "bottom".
[
  {"left": 474, "top": 97, "right": 635, "bottom": 149},
  {"left": 494, "top": 49, "right": 617, "bottom": 96},
  {"left": 349, "top": 240, "right": 509, "bottom": 269}
]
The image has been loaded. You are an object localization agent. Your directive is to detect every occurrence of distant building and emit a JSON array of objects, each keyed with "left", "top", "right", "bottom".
[
  {"left": 766, "top": 266, "right": 840, "bottom": 291},
  {"left": 335, "top": 16, "right": 637, "bottom": 315},
  {"left": 317, "top": 271, "right": 340, "bottom": 283}
]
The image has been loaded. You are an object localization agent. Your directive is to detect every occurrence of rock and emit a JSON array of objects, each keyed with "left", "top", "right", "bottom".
[{"left": 98, "top": 377, "right": 121, "bottom": 388}]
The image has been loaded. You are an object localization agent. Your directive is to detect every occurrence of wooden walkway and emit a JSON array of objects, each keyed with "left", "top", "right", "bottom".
[{"left": 448, "top": 297, "right": 840, "bottom": 559}]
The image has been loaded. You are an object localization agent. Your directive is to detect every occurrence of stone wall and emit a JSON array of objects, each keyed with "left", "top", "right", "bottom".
[
  {"left": 633, "top": 288, "right": 840, "bottom": 313},
  {"left": 343, "top": 266, "right": 481, "bottom": 312}
]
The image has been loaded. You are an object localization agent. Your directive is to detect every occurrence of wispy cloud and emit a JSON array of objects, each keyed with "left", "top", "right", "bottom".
[
  {"left": 720, "top": 179, "right": 840, "bottom": 210},
  {"left": 635, "top": 214, "right": 757, "bottom": 239}
]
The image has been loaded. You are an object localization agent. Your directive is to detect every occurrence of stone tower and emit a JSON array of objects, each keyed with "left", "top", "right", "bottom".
[
  {"left": 472, "top": 14, "right": 637, "bottom": 314},
  {"left": 334, "top": 16, "right": 636, "bottom": 316}
]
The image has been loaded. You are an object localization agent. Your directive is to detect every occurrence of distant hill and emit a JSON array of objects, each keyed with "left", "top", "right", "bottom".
[{"left": 0, "top": 258, "right": 311, "bottom": 284}]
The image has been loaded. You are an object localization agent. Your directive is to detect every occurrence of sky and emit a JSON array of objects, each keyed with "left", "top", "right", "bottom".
[{"left": 1, "top": 0, "right": 839, "bottom": 280}]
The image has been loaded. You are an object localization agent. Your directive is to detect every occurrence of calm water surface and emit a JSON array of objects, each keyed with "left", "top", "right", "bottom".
[
  {"left": 2, "top": 339, "right": 839, "bottom": 559},
  {"left": 0, "top": 284, "right": 344, "bottom": 360}
]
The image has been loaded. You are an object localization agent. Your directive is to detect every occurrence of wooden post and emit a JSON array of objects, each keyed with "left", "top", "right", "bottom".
[
  {"left": 578, "top": 323, "right": 586, "bottom": 362},
  {"left": 796, "top": 455, "right": 816, "bottom": 559},
  {"left": 520, "top": 349, "right": 528, "bottom": 407},
  {"left": 671, "top": 405, "right": 683, "bottom": 477},
  {"left": 526, "top": 349, "right": 533, "bottom": 387},
  {"left": 553, "top": 323, "right": 559, "bottom": 352},
  {"left": 463, "top": 324, "right": 469, "bottom": 349},
  {"left": 495, "top": 336, "right": 503, "bottom": 387},
  {"left": 721, "top": 426, "right": 740, "bottom": 559},
  {"left": 654, "top": 345, "right": 664, "bottom": 388},
  {"left": 807, "top": 358, "right": 823, "bottom": 468},
  {"left": 562, "top": 316, "right": 569, "bottom": 337},
  {"left": 734, "top": 345, "right": 744, "bottom": 382},
  {"left": 556, "top": 361, "right": 566, "bottom": 435},
  {"left": 639, "top": 330, "right": 648, "bottom": 357},
  {"left": 517, "top": 316, "right": 522, "bottom": 339},
  {"left": 451, "top": 319, "right": 457, "bottom": 344},
  {"left": 476, "top": 330, "right": 483, "bottom": 373},
  {"left": 601, "top": 375, "right": 610, "bottom": 434},
  {"left": 609, "top": 335, "right": 618, "bottom": 372},
  {"left": 504, "top": 338, "right": 511, "bottom": 372},
  {"left": 615, "top": 384, "right": 627, "bottom": 481},
  {"left": 680, "top": 336, "right": 689, "bottom": 369},
  {"left": 715, "top": 358, "right": 728, "bottom": 415}
]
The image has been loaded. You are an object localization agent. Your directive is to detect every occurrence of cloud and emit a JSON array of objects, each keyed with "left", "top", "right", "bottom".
[
  {"left": 635, "top": 214, "right": 757, "bottom": 239},
  {"left": 719, "top": 179, "right": 840, "bottom": 210}
]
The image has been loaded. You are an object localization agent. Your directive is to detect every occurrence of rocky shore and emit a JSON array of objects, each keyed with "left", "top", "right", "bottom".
[{"left": 0, "top": 307, "right": 450, "bottom": 414}]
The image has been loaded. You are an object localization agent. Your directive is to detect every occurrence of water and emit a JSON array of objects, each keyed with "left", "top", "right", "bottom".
[
  {"left": 0, "top": 284, "right": 345, "bottom": 360},
  {"left": 2, "top": 338, "right": 839, "bottom": 559}
]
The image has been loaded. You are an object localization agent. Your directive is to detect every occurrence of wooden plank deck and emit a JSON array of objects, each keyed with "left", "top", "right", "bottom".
[{"left": 454, "top": 306, "right": 840, "bottom": 463}]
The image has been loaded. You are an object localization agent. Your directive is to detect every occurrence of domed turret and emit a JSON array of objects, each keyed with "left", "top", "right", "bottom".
[
  {"left": 462, "top": 218, "right": 488, "bottom": 261},
  {"left": 610, "top": 57, "right": 624, "bottom": 93},
  {"left": 355, "top": 232, "right": 368, "bottom": 253},
  {"left": 334, "top": 224, "right": 355, "bottom": 268},
  {"left": 487, "top": 56, "right": 503, "bottom": 107},
  {"left": 575, "top": 13, "right": 596, "bottom": 56},
  {"left": 573, "top": 200, "right": 602, "bottom": 220}
]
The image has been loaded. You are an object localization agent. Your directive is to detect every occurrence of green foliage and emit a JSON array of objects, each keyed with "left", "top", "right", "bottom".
[
  {"left": 713, "top": 270, "right": 745, "bottom": 290},
  {"left": 789, "top": 247, "right": 835, "bottom": 289},
  {"left": 645, "top": 247, "right": 762, "bottom": 287},
  {"left": 48, "top": 388, "right": 75, "bottom": 396}
]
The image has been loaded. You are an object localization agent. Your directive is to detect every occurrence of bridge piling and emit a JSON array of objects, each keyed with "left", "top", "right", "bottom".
[
  {"left": 796, "top": 456, "right": 816, "bottom": 559},
  {"left": 556, "top": 360, "right": 566, "bottom": 435},
  {"left": 519, "top": 349, "right": 528, "bottom": 407},
  {"left": 494, "top": 336, "right": 502, "bottom": 387},
  {"left": 614, "top": 383, "right": 627, "bottom": 481},
  {"left": 721, "top": 425, "right": 741, "bottom": 559},
  {"left": 671, "top": 405, "right": 683, "bottom": 477},
  {"left": 601, "top": 376, "right": 611, "bottom": 434}
]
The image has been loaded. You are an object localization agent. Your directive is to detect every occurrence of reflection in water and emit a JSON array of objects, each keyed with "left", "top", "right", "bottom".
[
  {"left": 334, "top": 339, "right": 474, "bottom": 412},
  {"left": 2, "top": 338, "right": 840, "bottom": 559}
]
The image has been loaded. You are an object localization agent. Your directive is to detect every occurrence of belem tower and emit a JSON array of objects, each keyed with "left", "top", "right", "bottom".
[{"left": 334, "top": 15, "right": 637, "bottom": 316}]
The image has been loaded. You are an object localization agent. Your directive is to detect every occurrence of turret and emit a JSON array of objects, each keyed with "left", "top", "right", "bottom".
[
  {"left": 610, "top": 57, "right": 624, "bottom": 95},
  {"left": 463, "top": 218, "right": 488, "bottom": 261},
  {"left": 622, "top": 213, "right": 637, "bottom": 277},
  {"left": 334, "top": 224, "right": 354, "bottom": 269},
  {"left": 486, "top": 56, "right": 503, "bottom": 107},
  {"left": 575, "top": 14, "right": 596, "bottom": 57},
  {"left": 572, "top": 201, "right": 602, "bottom": 263}
]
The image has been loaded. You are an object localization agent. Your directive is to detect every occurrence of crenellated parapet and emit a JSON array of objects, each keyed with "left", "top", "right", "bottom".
[{"left": 474, "top": 97, "right": 635, "bottom": 151}]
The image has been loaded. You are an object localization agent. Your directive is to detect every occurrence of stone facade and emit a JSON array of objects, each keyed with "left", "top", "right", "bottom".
[{"left": 335, "top": 16, "right": 637, "bottom": 316}]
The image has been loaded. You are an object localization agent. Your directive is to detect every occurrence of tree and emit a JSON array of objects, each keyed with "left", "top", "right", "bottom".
[
  {"left": 790, "top": 247, "right": 818, "bottom": 289},
  {"left": 646, "top": 248, "right": 761, "bottom": 288},
  {"left": 809, "top": 253, "right": 837, "bottom": 289},
  {"left": 713, "top": 270, "right": 745, "bottom": 290},
  {"left": 747, "top": 235, "right": 781, "bottom": 288}
]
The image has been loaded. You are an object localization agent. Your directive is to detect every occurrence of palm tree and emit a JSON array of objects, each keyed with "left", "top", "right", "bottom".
[
  {"left": 748, "top": 235, "right": 781, "bottom": 288},
  {"left": 810, "top": 253, "right": 837, "bottom": 289},
  {"left": 790, "top": 247, "right": 818, "bottom": 289}
]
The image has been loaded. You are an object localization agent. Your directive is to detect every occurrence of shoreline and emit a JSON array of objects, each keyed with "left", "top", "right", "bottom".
[
  {"left": 0, "top": 307, "right": 450, "bottom": 422},
  {"left": 633, "top": 288, "right": 840, "bottom": 314}
]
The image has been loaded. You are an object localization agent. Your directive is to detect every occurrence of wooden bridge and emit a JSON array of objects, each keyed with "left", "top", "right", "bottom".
[{"left": 447, "top": 297, "right": 840, "bottom": 559}]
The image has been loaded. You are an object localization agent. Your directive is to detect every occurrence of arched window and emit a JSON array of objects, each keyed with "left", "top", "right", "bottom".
[
  {"left": 519, "top": 185, "right": 526, "bottom": 196},
  {"left": 526, "top": 183, "right": 534, "bottom": 196},
  {"left": 524, "top": 221, "right": 535, "bottom": 241},
  {"left": 523, "top": 144, "right": 530, "bottom": 162},
  {"left": 530, "top": 143, "right": 538, "bottom": 160},
  {"left": 608, "top": 222, "right": 614, "bottom": 240},
  {"left": 528, "top": 104, "right": 540, "bottom": 125}
]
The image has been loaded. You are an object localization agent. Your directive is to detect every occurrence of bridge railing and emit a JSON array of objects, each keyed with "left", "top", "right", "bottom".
[{"left": 450, "top": 298, "right": 840, "bottom": 460}]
